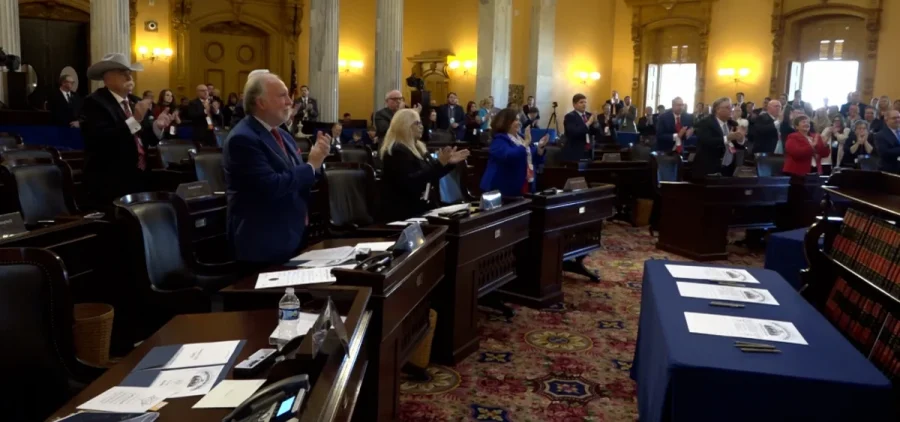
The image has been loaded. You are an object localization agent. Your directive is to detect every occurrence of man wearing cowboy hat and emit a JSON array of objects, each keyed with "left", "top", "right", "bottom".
[{"left": 79, "top": 53, "right": 174, "bottom": 210}]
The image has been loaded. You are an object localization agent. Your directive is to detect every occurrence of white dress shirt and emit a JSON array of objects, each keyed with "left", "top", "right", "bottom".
[{"left": 110, "top": 90, "right": 164, "bottom": 140}]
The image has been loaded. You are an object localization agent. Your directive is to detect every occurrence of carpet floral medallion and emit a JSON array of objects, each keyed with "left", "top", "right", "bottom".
[{"left": 398, "top": 221, "right": 764, "bottom": 422}]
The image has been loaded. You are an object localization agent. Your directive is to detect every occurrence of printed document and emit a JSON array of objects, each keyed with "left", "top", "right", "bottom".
[
  {"left": 77, "top": 387, "right": 170, "bottom": 413},
  {"left": 665, "top": 264, "right": 760, "bottom": 284},
  {"left": 684, "top": 312, "right": 808, "bottom": 345},
  {"left": 255, "top": 266, "right": 354, "bottom": 289},
  {"left": 164, "top": 340, "right": 240, "bottom": 369},
  {"left": 354, "top": 241, "right": 394, "bottom": 252},
  {"left": 149, "top": 365, "right": 225, "bottom": 398},
  {"left": 676, "top": 282, "right": 779, "bottom": 305},
  {"left": 192, "top": 379, "right": 266, "bottom": 409}
]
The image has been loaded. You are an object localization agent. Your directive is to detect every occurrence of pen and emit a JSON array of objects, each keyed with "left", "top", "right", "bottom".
[
  {"left": 738, "top": 347, "right": 781, "bottom": 354},
  {"left": 734, "top": 341, "right": 777, "bottom": 349},
  {"left": 715, "top": 281, "right": 745, "bottom": 287},
  {"left": 709, "top": 301, "right": 745, "bottom": 308}
]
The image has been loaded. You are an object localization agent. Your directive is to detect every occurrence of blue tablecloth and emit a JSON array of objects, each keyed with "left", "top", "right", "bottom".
[
  {"left": 632, "top": 260, "right": 893, "bottom": 422},
  {"left": 765, "top": 228, "right": 819, "bottom": 290}
]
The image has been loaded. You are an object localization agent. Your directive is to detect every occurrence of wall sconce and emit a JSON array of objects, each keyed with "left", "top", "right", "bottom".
[
  {"left": 137, "top": 46, "right": 173, "bottom": 63},
  {"left": 718, "top": 67, "right": 750, "bottom": 83},
  {"left": 448, "top": 60, "right": 474, "bottom": 77},
  {"left": 577, "top": 71, "right": 601, "bottom": 85},
  {"left": 339, "top": 59, "right": 364, "bottom": 74}
]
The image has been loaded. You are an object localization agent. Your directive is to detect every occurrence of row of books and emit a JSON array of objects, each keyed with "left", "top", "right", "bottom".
[{"left": 829, "top": 208, "right": 900, "bottom": 298}]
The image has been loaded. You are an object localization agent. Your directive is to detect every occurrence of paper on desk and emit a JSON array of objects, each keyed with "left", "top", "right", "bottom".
[
  {"left": 56, "top": 412, "right": 160, "bottom": 422},
  {"left": 424, "top": 203, "right": 471, "bottom": 217},
  {"left": 76, "top": 386, "right": 171, "bottom": 413},
  {"left": 148, "top": 365, "right": 225, "bottom": 398},
  {"left": 255, "top": 266, "right": 354, "bottom": 289},
  {"left": 665, "top": 264, "right": 760, "bottom": 284},
  {"left": 355, "top": 241, "right": 394, "bottom": 252},
  {"left": 192, "top": 379, "right": 266, "bottom": 409},
  {"left": 164, "top": 340, "right": 240, "bottom": 370},
  {"left": 292, "top": 246, "right": 355, "bottom": 262},
  {"left": 684, "top": 312, "right": 808, "bottom": 345},
  {"left": 387, "top": 218, "right": 428, "bottom": 226},
  {"left": 676, "top": 282, "right": 779, "bottom": 306}
]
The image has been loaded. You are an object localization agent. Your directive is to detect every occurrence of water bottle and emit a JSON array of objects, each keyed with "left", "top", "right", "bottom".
[{"left": 278, "top": 287, "right": 301, "bottom": 340}]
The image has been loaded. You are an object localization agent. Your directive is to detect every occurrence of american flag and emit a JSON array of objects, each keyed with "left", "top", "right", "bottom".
[{"left": 289, "top": 58, "right": 298, "bottom": 98}]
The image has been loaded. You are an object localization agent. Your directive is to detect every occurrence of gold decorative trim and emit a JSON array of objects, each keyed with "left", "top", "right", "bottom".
[
  {"left": 204, "top": 42, "right": 225, "bottom": 63},
  {"left": 200, "top": 21, "right": 268, "bottom": 37},
  {"left": 237, "top": 45, "right": 256, "bottom": 65},
  {"left": 407, "top": 49, "right": 454, "bottom": 80},
  {"left": 18, "top": 0, "right": 89, "bottom": 23}
]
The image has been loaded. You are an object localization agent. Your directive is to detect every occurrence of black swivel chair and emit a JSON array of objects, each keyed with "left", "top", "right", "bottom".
[
  {"left": 542, "top": 145, "right": 563, "bottom": 169},
  {"left": 156, "top": 139, "right": 197, "bottom": 170},
  {"left": 649, "top": 151, "right": 683, "bottom": 235},
  {"left": 0, "top": 144, "right": 62, "bottom": 163},
  {"left": 0, "top": 132, "right": 22, "bottom": 148},
  {"left": 113, "top": 192, "right": 239, "bottom": 340},
  {"left": 339, "top": 146, "right": 373, "bottom": 166},
  {"left": 190, "top": 147, "right": 226, "bottom": 192},
  {"left": 321, "top": 162, "right": 376, "bottom": 237},
  {"left": 630, "top": 142, "right": 653, "bottom": 162},
  {"left": 0, "top": 247, "right": 106, "bottom": 421},
  {"left": 755, "top": 153, "right": 785, "bottom": 177},
  {"left": 856, "top": 154, "right": 878, "bottom": 171},
  {"left": 438, "top": 161, "right": 474, "bottom": 205},
  {"left": 0, "top": 158, "right": 79, "bottom": 226}
]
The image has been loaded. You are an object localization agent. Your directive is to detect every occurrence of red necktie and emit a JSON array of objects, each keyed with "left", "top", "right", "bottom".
[
  {"left": 121, "top": 100, "right": 146, "bottom": 170},
  {"left": 270, "top": 128, "right": 287, "bottom": 155},
  {"left": 675, "top": 115, "right": 682, "bottom": 132}
]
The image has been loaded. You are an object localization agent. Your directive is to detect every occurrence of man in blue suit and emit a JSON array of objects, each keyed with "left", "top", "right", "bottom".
[
  {"left": 562, "top": 93, "right": 601, "bottom": 161},
  {"left": 655, "top": 97, "right": 696, "bottom": 152},
  {"left": 874, "top": 110, "right": 900, "bottom": 174},
  {"left": 224, "top": 71, "right": 330, "bottom": 265}
]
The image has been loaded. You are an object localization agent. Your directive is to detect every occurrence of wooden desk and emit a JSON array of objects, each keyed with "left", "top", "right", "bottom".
[
  {"left": 540, "top": 161, "right": 653, "bottom": 224},
  {"left": 776, "top": 174, "right": 828, "bottom": 230},
  {"left": 426, "top": 199, "right": 531, "bottom": 365},
  {"left": 49, "top": 286, "right": 372, "bottom": 422},
  {"left": 657, "top": 177, "right": 790, "bottom": 261},
  {"left": 184, "top": 193, "right": 228, "bottom": 261},
  {"left": 221, "top": 227, "right": 447, "bottom": 422},
  {"left": 498, "top": 186, "right": 616, "bottom": 307}
]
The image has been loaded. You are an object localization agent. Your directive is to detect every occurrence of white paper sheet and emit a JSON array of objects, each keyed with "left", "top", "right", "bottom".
[
  {"left": 424, "top": 203, "right": 471, "bottom": 217},
  {"left": 684, "top": 312, "right": 808, "bottom": 345},
  {"left": 665, "top": 264, "right": 760, "bottom": 284},
  {"left": 163, "top": 340, "right": 240, "bottom": 370},
  {"left": 292, "top": 246, "right": 355, "bottom": 262},
  {"left": 255, "top": 266, "right": 354, "bottom": 289},
  {"left": 676, "top": 282, "right": 779, "bottom": 306},
  {"left": 354, "top": 241, "right": 394, "bottom": 252},
  {"left": 149, "top": 365, "right": 225, "bottom": 398},
  {"left": 76, "top": 386, "right": 171, "bottom": 413},
  {"left": 387, "top": 218, "right": 428, "bottom": 226},
  {"left": 192, "top": 379, "right": 266, "bottom": 409}
]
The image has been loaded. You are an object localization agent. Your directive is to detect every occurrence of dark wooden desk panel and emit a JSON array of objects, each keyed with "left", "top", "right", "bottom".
[
  {"left": 184, "top": 193, "right": 228, "bottom": 261},
  {"left": 498, "top": 186, "right": 616, "bottom": 308},
  {"left": 220, "top": 228, "right": 446, "bottom": 422},
  {"left": 426, "top": 199, "right": 531, "bottom": 365},
  {"left": 657, "top": 177, "right": 789, "bottom": 261},
  {"left": 49, "top": 286, "right": 372, "bottom": 422},
  {"left": 540, "top": 161, "right": 653, "bottom": 224}
]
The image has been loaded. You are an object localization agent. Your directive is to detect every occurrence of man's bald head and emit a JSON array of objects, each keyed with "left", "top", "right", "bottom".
[
  {"left": 767, "top": 100, "right": 782, "bottom": 118},
  {"left": 385, "top": 90, "right": 403, "bottom": 111},
  {"left": 196, "top": 84, "right": 209, "bottom": 100},
  {"left": 671, "top": 97, "right": 684, "bottom": 115}
]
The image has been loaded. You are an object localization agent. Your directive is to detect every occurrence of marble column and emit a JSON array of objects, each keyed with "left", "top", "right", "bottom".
[
  {"left": 527, "top": 0, "right": 555, "bottom": 125},
  {"left": 309, "top": 0, "right": 339, "bottom": 122},
  {"left": 475, "top": 0, "right": 512, "bottom": 107},
  {"left": 0, "top": 0, "right": 22, "bottom": 104},
  {"left": 373, "top": 0, "right": 403, "bottom": 112},
  {"left": 90, "top": 0, "right": 131, "bottom": 90}
]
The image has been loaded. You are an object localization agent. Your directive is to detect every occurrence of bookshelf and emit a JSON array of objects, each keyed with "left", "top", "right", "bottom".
[{"left": 802, "top": 170, "right": 900, "bottom": 398}]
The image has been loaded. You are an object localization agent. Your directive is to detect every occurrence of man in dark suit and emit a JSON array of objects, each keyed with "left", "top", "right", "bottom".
[
  {"left": 562, "top": 93, "right": 600, "bottom": 161},
  {"left": 655, "top": 97, "right": 695, "bottom": 152},
  {"left": 874, "top": 110, "right": 900, "bottom": 174},
  {"left": 749, "top": 99, "right": 782, "bottom": 154},
  {"left": 373, "top": 89, "right": 404, "bottom": 141},
  {"left": 47, "top": 74, "right": 82, "bottom": 127},
  {"left": 692, "top": 97, "right": 745, "bottom": 181},
  {"left": 294, "top": 85, "right": 319, "bottom": 122},
  {"left": 79, "top": 53, "right": 173, "bottom": 210},
  {"left": 224, "top": 72, "right": 330, "bottom": 265},
  {"left": 436, "top": 92, "right": 466, "bottom": 140},
  {"left": 187, "top": 84, "right": 223, "bottom": 147},
  {"left": 788, "top": 89, "right": 813, "bottom": 116},
  {"left": 840, "top": 91, "right": 867, "bottom": 118}
]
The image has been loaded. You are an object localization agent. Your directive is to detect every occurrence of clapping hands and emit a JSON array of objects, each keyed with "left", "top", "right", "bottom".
[
  {"left": 308, "top": 132, "right": 332, "bottom": 169},
  {"left": 437, "top": 146, "right": 470, "bottom": 165}
]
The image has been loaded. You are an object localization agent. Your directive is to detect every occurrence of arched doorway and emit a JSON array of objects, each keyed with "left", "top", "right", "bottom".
[{"left": 189, "top": 21, "right": 270, "bottom": 99}]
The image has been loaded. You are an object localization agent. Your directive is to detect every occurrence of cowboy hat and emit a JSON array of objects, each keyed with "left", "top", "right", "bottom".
[{"left": 87, "top": 53, "right": 144, "bottom": 81}]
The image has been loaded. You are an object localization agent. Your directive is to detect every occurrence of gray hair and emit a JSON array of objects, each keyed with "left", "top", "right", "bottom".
[
  {"left": 853, "top": 120, "right": 869, "bottom": 131},
  {"left": 711, "top": 97, "right": 731, "bottom": 111},
  {"left": 243, "top": 73, "right": 279, "bottom": 116}
]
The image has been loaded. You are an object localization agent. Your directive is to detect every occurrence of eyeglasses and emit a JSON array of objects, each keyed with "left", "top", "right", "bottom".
[
  {"left": 388, "top": 97, "right": 404, "bottom": 101},
  {"left": 412, "top": 121, "right": 423, "bottom": 127}
]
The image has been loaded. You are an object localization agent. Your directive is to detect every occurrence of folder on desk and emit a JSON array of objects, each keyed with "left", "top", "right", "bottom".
[{"left": 120, "top": 340, "right": 246, "bottom": 389}]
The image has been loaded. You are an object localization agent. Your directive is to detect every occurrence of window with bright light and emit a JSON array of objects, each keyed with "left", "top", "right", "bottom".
[
  {"left": 658, "top": 63, "right": 697, "bottom": 113},
  {"left": 819, "top": 40, "right": 831, "bottom": 60},
  {"left": 680, "top": 45, "right": 689, "bottom": 63},
  {"left": 833, "top": 40, "right": 844, "bottom": 60},
  {"left": 670, "top": 46, "right": 679, "bottom": 62},
  {"left": 801, "top": 60, "right": 859, "bottom": 110}
]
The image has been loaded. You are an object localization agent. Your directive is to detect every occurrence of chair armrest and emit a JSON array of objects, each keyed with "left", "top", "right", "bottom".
[{"left": 193, "top": 260, "right": 241, "bottom": 276}]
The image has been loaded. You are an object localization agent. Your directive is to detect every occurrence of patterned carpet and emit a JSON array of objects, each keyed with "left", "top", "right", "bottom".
[{"left": 398, "top": 221, "right": 765, "bottom": 422}]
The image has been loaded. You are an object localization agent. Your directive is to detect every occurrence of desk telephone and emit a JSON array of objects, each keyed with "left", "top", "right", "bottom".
[{"left": 223, "top": 375, "right": 310, "bottom": 422}]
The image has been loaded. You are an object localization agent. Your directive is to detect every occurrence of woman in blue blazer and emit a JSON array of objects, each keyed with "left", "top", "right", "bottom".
[{"left": 480, "top": 108, "right": 550, "bottom": 197}]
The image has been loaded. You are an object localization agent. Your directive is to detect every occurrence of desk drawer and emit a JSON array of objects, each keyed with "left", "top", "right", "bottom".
[
  {"left": 541, "top": 197, "right": 615, "bottom": 231},
  {"left": 456, "top": 211, "right": 530, "bottom": 265},
  {"left": 381, "top": 245, "right": 445, "bottom": 340}
]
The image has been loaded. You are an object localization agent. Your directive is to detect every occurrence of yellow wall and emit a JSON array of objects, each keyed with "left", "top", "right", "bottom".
[
  {"left": 610, "top": 0, "right": 635, "bottom": 104},
  {"left": 338, "top": 0, "right": 375, "bottom": 120},
  {"left": 552, "top": 0, "right": 615, "bottom": 114},
  {"left": 510, "top": 0, "right": 531, "bottom": 90},
  {"left": 874, "top": 0, "right": 900, "bottom": 98},
  {"left": 133, "top": 1, "right": 171, "bottom": 95},
  {"left": 704, "top": 0, "right": 773, "bottom": 104}
]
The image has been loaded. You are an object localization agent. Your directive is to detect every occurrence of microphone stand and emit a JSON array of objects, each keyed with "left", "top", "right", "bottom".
[{"left": 546, "top": 104, "right": 560, "bottom": 141}]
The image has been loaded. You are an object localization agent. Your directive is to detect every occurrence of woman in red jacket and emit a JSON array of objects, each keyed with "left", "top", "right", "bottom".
[{"left": 783, "top": 114, "right": 831, "bottom": 176}]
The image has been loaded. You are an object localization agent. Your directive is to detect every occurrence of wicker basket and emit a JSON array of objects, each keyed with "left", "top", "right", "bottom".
[
  {"left": 407, "top": 309, "right": 437, "bottom": 369},
  {"left": 73, "top": 303, "right": 114, "bottom": 367}
]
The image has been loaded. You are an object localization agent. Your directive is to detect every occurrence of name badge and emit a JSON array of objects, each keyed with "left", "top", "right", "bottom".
[
  {"left": 176, "top": 180, "right": 213, "bottom": 199},
  {"left": 206, "top": 116, "right": 213, "bottom": 128},
  {"left": 449, "top": 117, "right": 455, "bottom": 124},
  {"left": 168, "top": 125, "right": 176, "bottom": 136},
  {"left": 422, "top": 183, "right": 431, "bottom": 201}
]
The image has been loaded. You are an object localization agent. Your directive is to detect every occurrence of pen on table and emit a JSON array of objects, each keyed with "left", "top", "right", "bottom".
[
  {"left": 709, "top": 301, "right": 745, "bottom": 308},
  {"left": 734, "top": 341, "right": 777, "bottom": 349},
  {"left": 715, "top": 281, "right": 745, "bottom": 287},
  {"left": 738, "top": 347, "right": 782, "bottom": 354}
]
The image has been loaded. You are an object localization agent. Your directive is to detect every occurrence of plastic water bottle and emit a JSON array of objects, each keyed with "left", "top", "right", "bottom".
[{"left": 278, "top": 288, "right": 301, "bottom": 339}]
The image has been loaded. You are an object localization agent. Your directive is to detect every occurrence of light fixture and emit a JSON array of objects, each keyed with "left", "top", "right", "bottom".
[
  {"left": 577, "top": 71, "right": 600, "bottom": 85},
  {"left": 448, "top": 59, "right": 474, "bottom": 77},
  {"left": 718, "top": 67, "right": 750, "bottom": 84},
  {"left": 339, "top": 59, "right": 364, "bottom": 74},
  {"left": 138, "top": 45, "right": 173, "bottom": 63}
]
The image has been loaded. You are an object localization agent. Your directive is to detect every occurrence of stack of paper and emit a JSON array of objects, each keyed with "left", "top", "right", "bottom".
[
  {"left": 665, "top": 264, "right": 760, "bottom": 284},
  {"left": 387, "top": 218, "right": 428, "bottom": 226},
  {"left": 424, "top": 203, "right": 471, "bottom": 217},
  {"left": 192, "top": 379, "right": 267, "bottom": 409},
  {"left": 291, "top": 246, "right": 356, "bottom": 267},
  {"left": 255, "top": 265, "right": 355, "bottom": 290},
  {"left": 77, "top": 387, "right": 170, "bottom": 413},
  {"left": 684, "top": 312, "right": 808, "bottom": 345},
  {"left": 354, "top": 241, "right": 394, "bottom": 252},
  {"left": 676, "top": 282, "right": 779, "bottom": 306}
]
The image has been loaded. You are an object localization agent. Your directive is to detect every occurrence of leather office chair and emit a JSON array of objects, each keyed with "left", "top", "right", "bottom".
[
  {"left": 542, "top": 145, "right": 563, "bottom": 169},
  {"left": 113, "top": 192, "right": 238, "bottom": 339},
  {"left": 339, "top": 146, "right": 372, "bottom": 165},
  {"left": 428, "top": 130, "right": 454, "bottom": 146},
  {"left": 295, "top": 137, "right": 312, "bottom": 153},
  {"left": 438, "top": 161, "right": 473, "bottom": 205},
  {"left": 0, "top": 144, "right": 61, "bottom": 163},
  {"left": 856, "top": 154, "right": 878, "bottom": 171},
  {"left": 322, "top": 162, "right": 376, "bottom": 236},
  {"left": 0, "top": 158, "right": 78, "bottom": 226},
  {"left": 630, "top": 142, "right": 653, "bottom": 162},
  {"left": 190, "top": 147, "right": 226, "bottom": 192},
  {"left": 0, "top": 247, "right": 105, "bottom": 421},
  {"left": 479, "top": 130, "right": 492, "bottom": 145},
  {"left": 651, "top": 151, "right": 683, "bottom": 184},
  {"left": 156, "top": 139, "right": 196, "bottom": 170},
  {"left": 0, "top": 132, "right": 22, "bottom": 148},
  {"left": 755, "top": 152, "right": 785, "bottom": 177}
]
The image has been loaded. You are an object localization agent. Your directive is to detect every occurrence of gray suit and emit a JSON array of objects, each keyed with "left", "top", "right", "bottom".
[{"left": 373, "top": 107, "right": 395, "bottom": 141}]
